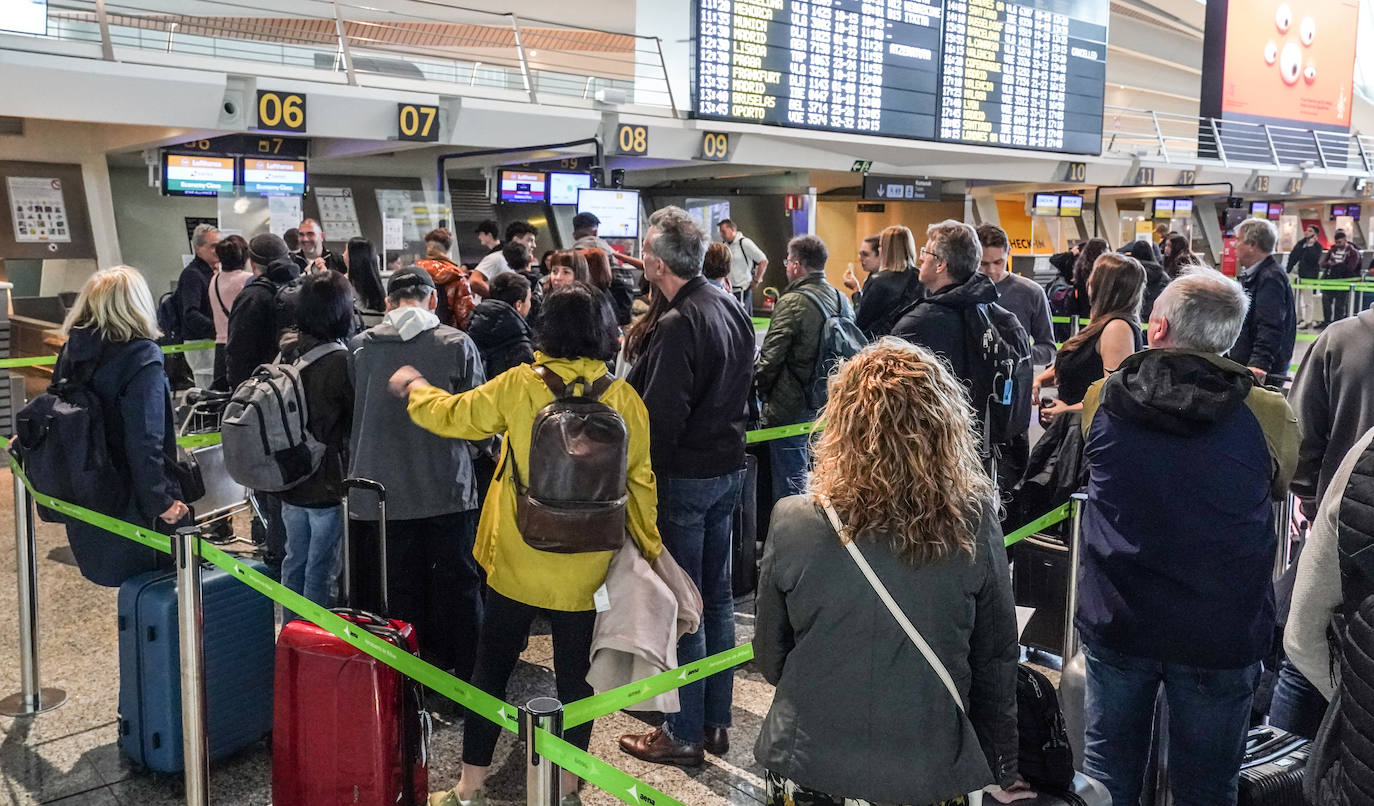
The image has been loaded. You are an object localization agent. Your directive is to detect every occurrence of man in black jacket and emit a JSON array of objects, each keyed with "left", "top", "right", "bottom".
[
  {"left": 892, "top": 219, "right": 998, "bottom": 393},
  {"left": 1288, "top": 225, "right": 1324, "bottom": 327},
  {"left": 178, "top": 223, "right": 221, "bottom": 388},
  {"left": 226, "top": 233, "right": 300, "bottom": 386},
  {"left": 1230, "top": 218, "right": 1297, "bottom": 385},
  {"left": 620, "top": 206, "right": 754, "bottom": 767},
  {"left": 291, "top": 218, "right": 347, "bottom": 275}
]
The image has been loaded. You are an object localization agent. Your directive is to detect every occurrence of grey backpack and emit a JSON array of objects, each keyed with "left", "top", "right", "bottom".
[{"left": 221, "top": 341, "right": 345, "bottom": 492}]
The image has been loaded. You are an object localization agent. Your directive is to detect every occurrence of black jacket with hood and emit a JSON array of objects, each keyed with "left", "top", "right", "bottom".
[
  {"left": 278, "top": 333, "right": 353, "bottom": 508},
  {"left": 890, "top": 271, "right": 999, "bottom": 390},
  {"left": 224, "top": 257, "right": 299, "bottom": 386},
  {"left": 467, "top": 299, "right": 534, "bottom": 379}
]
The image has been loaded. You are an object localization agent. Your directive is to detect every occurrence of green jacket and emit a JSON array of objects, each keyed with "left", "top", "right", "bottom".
[{"left": 755, "top": 273, "right": 848, "bottom": 427}]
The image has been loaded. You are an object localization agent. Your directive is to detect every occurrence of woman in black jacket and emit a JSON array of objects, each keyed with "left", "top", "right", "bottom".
[
  {"left": 278, "top": 271, "right": 355, "bottom": 614},
  {"left": 755, "top": 339, "right": 1026, "bottom": 806},
  {"left": 55, "top": 266, "right": 190, "bottom": 586},
  {"left": 854, "top": 225, "right": 924, "bottom": 339}
]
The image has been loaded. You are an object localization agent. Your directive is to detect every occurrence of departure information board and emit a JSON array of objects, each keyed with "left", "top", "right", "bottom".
[{"left": 694, "top": 0, "right": 1108, "bottom": 155}]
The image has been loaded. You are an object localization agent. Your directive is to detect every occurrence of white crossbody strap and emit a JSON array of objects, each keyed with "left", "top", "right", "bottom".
[{"left": 820, "top": 499, "right": 966, "bottom": 712}]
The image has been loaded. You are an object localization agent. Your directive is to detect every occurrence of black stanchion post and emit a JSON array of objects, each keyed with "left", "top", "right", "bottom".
[
  {"left": 175, "top": 526, "right": 209, "bottom": 806},
  {"left": 0, "top": 474, "right": 67, "bottom": 716},
  {"left": 522, "top": 696, "right": 563, "bottom": 806}
]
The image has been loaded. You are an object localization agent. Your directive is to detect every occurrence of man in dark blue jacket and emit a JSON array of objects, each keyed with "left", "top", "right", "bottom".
[
  {"left": 1229, "top": 218, "right": 1297, "bottom": 384},
  {"left": 177, "top": 223, "right": 220, "bottom": 388},
  {"left": 1077, "top": 268, "right": 1299, "bottom": 805}
]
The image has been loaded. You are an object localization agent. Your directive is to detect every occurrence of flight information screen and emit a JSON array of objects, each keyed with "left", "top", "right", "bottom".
[{"left": 694, "top": 0, "right": 1108, "bottom": 155}]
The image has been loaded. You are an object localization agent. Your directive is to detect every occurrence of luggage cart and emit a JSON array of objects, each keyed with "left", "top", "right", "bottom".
[{"left": 176, "top": 390, "right": 251, "bottom": 547}]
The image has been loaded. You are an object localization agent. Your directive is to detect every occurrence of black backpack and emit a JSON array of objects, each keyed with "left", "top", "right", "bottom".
[
  {"left": 12, "top": 345, "right": 114, "bottom": 523},
  {"left": 156, "top": 290, "right": 182, "bottom": 344},
  {"left": 964, "top": 302, "right": 1033, "bottom": 449},
  {"left": 1017, "top": 664, "right": 1076, "bottom": 792},
  {"left": 507, "top": 367, "right": 628, "bottom": 554},
  {"left": 794, "top": 286, "right": 867, "bottom": 410}
]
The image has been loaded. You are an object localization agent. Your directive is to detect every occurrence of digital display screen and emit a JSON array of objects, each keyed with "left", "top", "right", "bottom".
[
  {"left": 1348, "top": 204, "right": 1362, "bottom": 221},
  {"left": 241, "top": 158, "right": 306, "bottom": 196},
  {"left": 1210, "top": 0, "right": 1358, "bottom": 131},
  {"left": 1332, "top": 204, "right": 1349, "bottom": 218},
  {"left": 1153, "top": 199, "right": 1175, "bottom": 218},
  {"left": 1267, "top": 203, "right": 1283, "bottom": 220},
  {"left": 1174, "top": 199, "right": 1194, "bottom": 215},
  {"left": 1251, "top": 201, "right": 1270, "bottom": 217},
  {"left": 162, "top": 153, "right": 236, "bottom": 196},
  {"left": 548, "top": 172, "right": 592, "bottom": 205},
  {"left": 1058, "top": 195, "right": 1082, "bottom": 216},
  {"left": 577, "top": 189, "right": 641, "bottom": 239},
  {"left": 1032, "top": 193, "right": 1060, "bottom": 216},
  {"left": 499, "top": 170, "right": 547, "bottom": 203},
  {"left": 694, "top": 0, "right": 1108, "bottom": 155}
]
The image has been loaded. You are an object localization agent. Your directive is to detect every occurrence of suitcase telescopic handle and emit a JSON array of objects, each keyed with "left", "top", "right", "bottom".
[{"left": 341, "top": 477, "right": 389, "bottom": 613}]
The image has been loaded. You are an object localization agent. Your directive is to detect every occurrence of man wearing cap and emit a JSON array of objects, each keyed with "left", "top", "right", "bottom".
[
  {"left": 225, "top": 232, "right": 301, "bottom": 386},
  {"left": 345, "top": 266, "right": 487, "bottom": 683}
]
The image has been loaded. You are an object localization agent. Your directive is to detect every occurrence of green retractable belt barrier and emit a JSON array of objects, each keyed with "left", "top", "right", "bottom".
[
  {"left": 745, "top": 420, "right": 823, "bottom": 444},
  {"left": 563, "top": 644, "right": 754, "bottom": 729},
  {"left": 0, "top": 340, "right": 215, "bottom": 370},
  {"left": 1002, "top": 502, "right": 1072, "bottom": 548},
  {"left": 175, "top": 433, "right": 222, "bottom": 450}
]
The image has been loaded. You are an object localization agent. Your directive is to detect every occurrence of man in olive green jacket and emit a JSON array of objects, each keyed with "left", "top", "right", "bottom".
[{"left": 755, "top": 234, "right": 850, "bottom": 501}]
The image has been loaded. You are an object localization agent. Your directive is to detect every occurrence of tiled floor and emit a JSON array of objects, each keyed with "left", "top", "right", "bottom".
[{"left": 0, "top": 477, "right": 770, "bottom": 805}]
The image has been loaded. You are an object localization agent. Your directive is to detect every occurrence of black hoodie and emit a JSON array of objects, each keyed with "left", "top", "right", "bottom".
[
  {"left": 467, "top": 299, "right": 534, "bottom": 378},
  {"left": 891, "top": 271, "right": 999, "bottom": 388},
  {"left": 225, "top": 257, "right": 300, "bottom": 386}
]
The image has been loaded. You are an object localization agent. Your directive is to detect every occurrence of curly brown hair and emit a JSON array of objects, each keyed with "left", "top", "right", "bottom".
[{"left": 808, "top": 339, "right": 994, "bottom": 566}]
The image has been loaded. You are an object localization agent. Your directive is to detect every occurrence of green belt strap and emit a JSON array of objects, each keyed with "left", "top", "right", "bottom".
[
  {"left": 1003, "top": 502, "right": 1073, "bottom": 547},
  {"left": 1292, "top": 279, "right": 1374, "bottom": 292},
  {"left": 1295, "top": 333, "right": 1319, "bottom": 343},
  {"left": 745, "top": 421, "right": 823, "bottom": 444},
  {"left": 535, "top": 729, "right": 684, "bottom": 806},
  {"left": 175, "top": 432, "right": 223, "bottom": 449},
  {"left": 563, "top": 643, "right": 754, "bottom": 729},
  {"left": 0, "top": 340, "right": 215, "bottom": 370},
  {"left": 751, "top": 316, "right": 771, "bottom": 330}
]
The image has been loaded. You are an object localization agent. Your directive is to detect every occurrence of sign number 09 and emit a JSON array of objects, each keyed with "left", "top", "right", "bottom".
[
  {"left": 257, "top": 91, "right": 306, "bottom": 132},
  {"left": 702, "top": 132, "right": 729, "bottom": 160}
]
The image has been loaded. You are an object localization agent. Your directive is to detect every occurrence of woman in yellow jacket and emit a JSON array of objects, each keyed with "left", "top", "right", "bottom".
[{"left": 389, "top": 283, "right": 662, "bottom": 806}]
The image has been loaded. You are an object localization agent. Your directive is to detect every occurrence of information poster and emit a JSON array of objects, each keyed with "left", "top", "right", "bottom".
[
  {"left": 268, "top": 196, "right": 303, "bottom": 237},
  {"left": 314, "top": 187, "right": 362, "bottom": 240},
  {"left": 1, "top": 0, "right": 47, "bottom": 35},
  {"left": 7, "top": 176, "right": 70, "bottom": 243}
]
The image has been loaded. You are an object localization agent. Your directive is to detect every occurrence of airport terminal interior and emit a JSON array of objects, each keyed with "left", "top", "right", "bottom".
[{"left": 4, "top": 0, "right": 1374, "bottom": 804}]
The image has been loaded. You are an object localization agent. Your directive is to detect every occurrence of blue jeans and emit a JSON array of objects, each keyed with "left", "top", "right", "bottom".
[
  {"left": 1269, "top": 657, "right": 1327, "bottom": 739},
  {"left": 280, "top": 502, "right": 344, "bottom": 622},
  {"left": 769, "top": 433, "right": 810, "bottom": 505},
  {"left": 660, "top": 470, "right": 744, "bottom": 745},
  {"left": 1083, "top": 642, "right": 1260, "bottom": 806}
]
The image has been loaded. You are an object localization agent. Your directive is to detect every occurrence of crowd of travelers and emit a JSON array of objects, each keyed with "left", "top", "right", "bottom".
[{"left": 38, "top": 200, "right": 1374, "bottom": 806}]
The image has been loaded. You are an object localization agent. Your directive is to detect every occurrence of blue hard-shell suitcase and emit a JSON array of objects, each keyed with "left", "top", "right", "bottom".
[{"left": 116, "top": 560, "right": 274, "bottom": 772}]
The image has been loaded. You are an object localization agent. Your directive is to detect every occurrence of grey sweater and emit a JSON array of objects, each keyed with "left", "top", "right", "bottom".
[
  {"left": 346, "top": 318, "right": 486, "bottom": 520},
  {"left": 995, "top": 272, "right": 1056, "bottom": 365},
  {"left": 1289, "top": 309, "right": 1374, "bottom": 510}
]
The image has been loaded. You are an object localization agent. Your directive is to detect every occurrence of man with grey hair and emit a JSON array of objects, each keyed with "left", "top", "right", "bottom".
[
  {"left": 754, "top": 234, "right": 852, "bottom": 503},
  {"left": 1229, "top": 217, "right": 1297, "bottom": 384},
  {"left": 1076, "top": 266, "right": 1299, "bottom": 805},
  {"left": 176, "top": 222, "right": 221, "bottom": 388},
  {"left": 621, "top": 206, "right": 754, "bottom": 767}
]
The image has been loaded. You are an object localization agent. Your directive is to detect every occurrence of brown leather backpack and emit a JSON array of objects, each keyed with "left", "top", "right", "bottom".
[{"left": 506, "top": 366, "right": 628, "bottom": 553}]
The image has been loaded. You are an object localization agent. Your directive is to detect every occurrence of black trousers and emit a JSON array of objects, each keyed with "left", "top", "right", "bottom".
[
  {"left": 462, "top": 590, "right": 596, "bottom": 767},
  {"left": 1324, "top": 291, "right": 1352, "bottom": 323},
  {"left": 348, "top": 510, "right": 484, "bottom": 681}
]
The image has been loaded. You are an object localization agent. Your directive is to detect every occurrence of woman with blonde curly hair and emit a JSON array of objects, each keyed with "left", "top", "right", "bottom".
[{"left": 754, "top": 339, "right": 1028, "bottom": 806}]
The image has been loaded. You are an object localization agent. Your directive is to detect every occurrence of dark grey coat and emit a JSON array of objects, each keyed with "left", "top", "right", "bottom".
[
  {"left": 754, "top": 495, "right": 1019, "bottom": 804},
  {"left": 346, "top": 318, "right": 486, "bottom": 520}
]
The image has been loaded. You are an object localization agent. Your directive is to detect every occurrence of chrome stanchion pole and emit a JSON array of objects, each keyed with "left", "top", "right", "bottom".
[
  {"left": 1062, "top": 493, "right": 1088, "bottom": 660},
  {"left": 1349, "top": 283, "right": 1357, "bottom": 320},
  {"left": 1070, "top": 315, "right": 1082, "bottom": 336},
  {"left": 1273, "top": 493, "right": 1294, "bottom": 581},
  {"left": 175, "top": 526, "right": 209, "bottom": 806},
  {"left": 0, "top": 473, "right": 66, "bottom": 716},
  {"left": 522, "top": 696, "right": 563, "bottom": 806}
]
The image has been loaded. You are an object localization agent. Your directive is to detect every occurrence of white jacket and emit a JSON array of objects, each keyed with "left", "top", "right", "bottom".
[{"left": 586, "top": 539, "right": 702, "bottom": 712}]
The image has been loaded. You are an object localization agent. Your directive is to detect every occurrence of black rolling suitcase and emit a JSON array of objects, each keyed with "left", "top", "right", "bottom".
[
  {"left": 1237, "top": 726, "right": 1307, "bottom": 805},
  {"left": 731, "top": 453, "right": 759, "bottom": 596}
]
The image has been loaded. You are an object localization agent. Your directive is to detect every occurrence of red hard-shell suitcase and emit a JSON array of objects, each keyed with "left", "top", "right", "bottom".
[{"left": 271, "top": 478, "right": 429, "bottom": 806}]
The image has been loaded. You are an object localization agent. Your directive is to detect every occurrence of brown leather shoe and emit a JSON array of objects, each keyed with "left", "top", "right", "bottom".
[
  {"left": 618, "top": 727, "right": 704, "bottom": 767},
  {"left": 703, "top": 725, "right": 729, "bottom": 756}
]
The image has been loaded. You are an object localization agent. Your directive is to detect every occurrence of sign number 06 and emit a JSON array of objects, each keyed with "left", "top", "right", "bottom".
[{"left": 257, "top": 90, "right": 307, "bottom": 132}]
